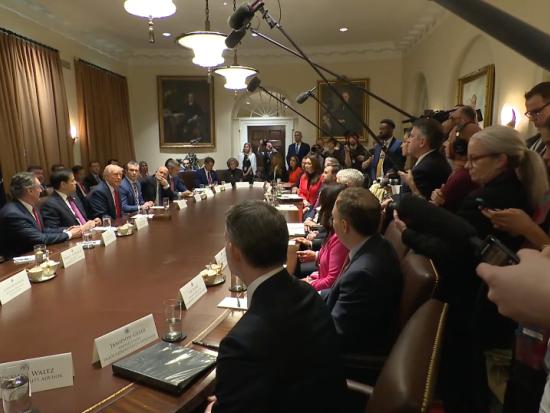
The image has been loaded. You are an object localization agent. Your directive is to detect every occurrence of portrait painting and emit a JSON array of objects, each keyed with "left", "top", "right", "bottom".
[
  {"left": 457, "top": 64, "right": 495, "bottom": 128},
  {"left": 317, "top": 79, "right": 369, "bottom": 141},
  {"left": 158, "top": 76, "right": 215, "bottom": 149}
]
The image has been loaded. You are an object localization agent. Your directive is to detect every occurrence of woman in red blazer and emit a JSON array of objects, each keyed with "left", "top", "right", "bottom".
[
  {"left": 298, "top": 154, "right": 324, "bottom": 205},
  {"left": 287, "top": 155, "right": 303, "bottom": 186}
]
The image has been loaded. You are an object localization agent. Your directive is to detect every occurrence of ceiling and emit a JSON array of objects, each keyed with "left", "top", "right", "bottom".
[{"left": 0, "top": 0, "right": 447, "bottom": 60}]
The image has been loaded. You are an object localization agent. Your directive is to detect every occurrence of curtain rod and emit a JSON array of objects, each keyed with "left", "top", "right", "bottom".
[
  {"left": 0, "top": 27, "right": 58, "bottom": 53},
  {"left": 76, "top": 59, "right": 125, "bottom": 79}
]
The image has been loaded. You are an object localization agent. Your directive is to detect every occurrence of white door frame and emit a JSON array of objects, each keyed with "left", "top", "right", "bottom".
[{"left": 238, "top": 117, "right": 296, "bottom": 152}]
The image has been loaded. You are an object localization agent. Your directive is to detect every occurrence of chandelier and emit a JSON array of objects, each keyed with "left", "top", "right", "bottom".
[
  {"left": 177, "top": 0, "right": 227, "bottom": 68},
  {"left": 124, "top": 0, "right": 176, "bottom": 43}
]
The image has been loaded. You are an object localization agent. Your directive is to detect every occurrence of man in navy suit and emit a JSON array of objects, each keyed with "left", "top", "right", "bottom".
[
  {"left": 166, "top": 159, "right": 192, "bottom": 198},
  {"left": 367, "top": 119, "right": 405, "bottom": 180},
  {"left": 205, "top": 201, "right": 345, "bottom": 413},
  {"left": 119, "top": 161, "right": 154, "bottom": 213},
  {"left": 83, "top": 160, "right": 103, "bottom": 191},
  {"left": 88, "top": 164, "right": 124, "bottom": 220},
  {"left": 194, "top": 157, "right": 219, "bottom": 187},
  {"left": 41, "top": 169, "right": 98, "bottom": 229},
  {"left": 141, "top": 166, "right": 176, "bottom": 204},
  {"left": 0, "top": 172, "right": 83, "bottom": 258},
  {"left": 286, "top": 131, "right": 311, "bottom": 168},
  {"left": 323, "top": 187, "right": 402, "bottom": 356}
]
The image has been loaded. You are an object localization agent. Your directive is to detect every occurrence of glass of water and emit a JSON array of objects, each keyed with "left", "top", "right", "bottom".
[
  {"left": 102, "top": 215, "right": 111, "bottom": 228},
  {"left": 33, "top": 244, "right": 47, "bottom": 265},
  {"left": 82, "top": 230, "right": 94, "bottom": 249},
  {"left": 1, "top": 363, "right": 32, "bottom": 413},
  {"left": 162, "top": 197, "right": 170, "bottom": 210},
  {"left": 163, "top": 299, "right": 183, "bottom": 342}
]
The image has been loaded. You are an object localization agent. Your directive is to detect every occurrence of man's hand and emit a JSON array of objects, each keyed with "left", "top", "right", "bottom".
[
  {"left": 356, "top": 155, "right": 366, "bottom": 162},
  {"left": 430, "top": 185, "right": 445, "bottom": 206},
  {"left": 182, "top": 190, "right": 193, "bottom": 198},
  {"left": 68, "top": 226, "right": 83, "bottom": 239},
  {"left": 142, "top": 201, "right": 154, "bottom": 210},
  {"left": 306, "top": 230, "right": 318, "bottom": 241},
  {"left": 481, "top": 208, "right": 533, "bottom": 236},
  {"left": 293, "top": 237, "right": 312, "bottom": 248},
  {"left": 392, "top": 210, "right": 407, "bottom": 233},
  {"left": 93, "top": 217, "right": 102, "bottom": 225},
  {"left": 361, "top": 156, "right": 373, "bottom": 170},
  {"left": 155, "top": 172, "right": 168, "bottom": 187},
  {"left": 82, "top": 220, "right": 96, "bottom": 231},
  {"left": 296, "top": 250, "right": 316, "bottom": 263},
  {"left": 204, "top": 395, "right": 217, "bottom": 413}
]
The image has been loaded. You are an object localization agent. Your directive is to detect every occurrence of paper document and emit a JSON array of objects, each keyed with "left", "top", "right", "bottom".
[
  {"left": 287, "top": 223, "right": 305, "bottom": 236},
  {"left": 217, "top": 297, "right": 248, "bottom": 311}
]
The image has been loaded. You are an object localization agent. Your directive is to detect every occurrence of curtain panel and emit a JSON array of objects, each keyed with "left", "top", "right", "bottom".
[{"left": 74, "top": 60, "right": 135, "bottom": 168}]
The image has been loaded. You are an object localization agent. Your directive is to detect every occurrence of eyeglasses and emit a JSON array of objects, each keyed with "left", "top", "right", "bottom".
[
  {"left": 466, "top": 153, "right": 499, "bottom": 164},
  {"left": 525, "top": 102, "right": 550, "bottom": 119}
]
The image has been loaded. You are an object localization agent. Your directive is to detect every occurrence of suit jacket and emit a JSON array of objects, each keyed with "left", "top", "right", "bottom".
[
  {"left": 194, "top": 168, "right": 219, "bottom": 187},
  {"left": 324, "top": 234, "right": 402, "bottom": 355},
  {"left": 0, "top": 200, "right": 68, "bottom": 258},
  {"left": 213, "top": 270, "right": 345, "bottom": 413},
  {"left": 223, "top": 168, "right": 244, "bottom": 186},
  {"left": 168, "top": 175, "right": 187, "bottom": 194},
  {"left": 286, "top": 142, "right": 311, "bottom": 166},
  {"left": 41, "top": 191, "right": 88, "bottom": 228},
  {"left": 88, "top": 181, "right": 119, "bottom": 219},
  {"left": 369, "top": 138, "right": 405, "bottom": 180},
  {"left": 119, "top": 177, "right": 144, "bottom": 213},
  {"left": 141, "top": 176, "right": 175, "bottom": 204},
  {"left": 401, "top": 150, "right": 452, "bottom": 199},
  {"left": 83, "top": 173, "right": 102, "bottom": 191}
]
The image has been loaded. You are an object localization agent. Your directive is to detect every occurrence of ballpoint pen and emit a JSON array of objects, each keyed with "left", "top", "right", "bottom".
[
  {"left": 192, "top": 340, "right": 220, "bottom": 351},
  {"left": 236, "top": 297, "right": 241, "bottom": 308}
]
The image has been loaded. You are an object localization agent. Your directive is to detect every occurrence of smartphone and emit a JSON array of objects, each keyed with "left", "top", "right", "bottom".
[{"left": 477, "top": 235, "right": 520, "bottom": 266}]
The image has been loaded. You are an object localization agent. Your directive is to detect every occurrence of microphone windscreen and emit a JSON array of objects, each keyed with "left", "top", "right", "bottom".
[
  {"left": 228, "top": 4, "right": 254, "bottom": 30},
  {"left": 247, "top": 76, "right": 261, "bottom": 93},
  {"left": 296, "top": 91, "right": 310, "bottom": 104},
  {"left": 225, "top": 29, "right": 247, "bottom": 49}
]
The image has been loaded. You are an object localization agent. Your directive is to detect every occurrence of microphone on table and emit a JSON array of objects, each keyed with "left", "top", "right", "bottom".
[{"left": 295, "top": 87, "right": 316, "bottom": 104}]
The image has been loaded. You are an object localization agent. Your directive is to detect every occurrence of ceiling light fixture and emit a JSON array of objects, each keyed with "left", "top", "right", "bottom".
[
  {"left": 124, "top": 0, "right": 176, "bottom": 43},
  {"left": 177, "top": 0, "right": 227, "bottom": 68},
  {"left": 162, "top": 32, "right": 172, "bottom": 37},
  {"left": 339, "top": 27, "right": 349, "bottom": 32}
]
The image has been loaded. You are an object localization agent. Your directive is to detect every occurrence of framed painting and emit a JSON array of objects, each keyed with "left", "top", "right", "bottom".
[
  {"left": 317, "top": 79, "right": 369, "bottom": 141},
  {"left": 157, "top": 76, "right": 215, "bottom": 149},
  {"left": 457, "top": 64, "right": 495, "bottom": 127}
]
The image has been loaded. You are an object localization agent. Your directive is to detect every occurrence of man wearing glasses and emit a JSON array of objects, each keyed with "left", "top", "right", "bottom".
[{"left": 525, "top": 82, "right": 550, "bottom": 156}]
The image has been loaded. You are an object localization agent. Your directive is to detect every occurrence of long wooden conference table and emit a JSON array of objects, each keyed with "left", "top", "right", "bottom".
[{"left": 0, "top": 187, "right": 299, "bottom": 412}]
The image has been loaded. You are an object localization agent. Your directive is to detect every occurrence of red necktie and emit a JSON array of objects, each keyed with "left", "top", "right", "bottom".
[
  {"left": 114, "top": 189, "right": 121, "bottom": 218},
  {"left": 170, "top": 177, "right": 175, "bottom": 192},
  {"left": 207, "top": 171, "right": 212, "bottom": 185},
  {"left": 32, "top": 208, "right": 43, "bottom": 231}
]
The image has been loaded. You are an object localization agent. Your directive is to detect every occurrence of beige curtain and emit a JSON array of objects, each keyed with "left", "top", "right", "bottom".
[
  {"left": 75, "top": 60, "right": 135, "bottom": 167},
  {"left": 0, "top": 30, "right": 72, "bottom": 192}
]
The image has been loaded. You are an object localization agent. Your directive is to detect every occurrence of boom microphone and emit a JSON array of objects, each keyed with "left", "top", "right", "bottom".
[
  {"left": 225, "top": 28, "right": 247, "bottom": 49},
  {"left": 247, "top": 76, "right": 261, "bottom": 93},
  {"left": 228, "top": 0, "right": 264, "bottom": 30},
  {"left": 296, "top": 87, "right": 316, "bottom": 104}
]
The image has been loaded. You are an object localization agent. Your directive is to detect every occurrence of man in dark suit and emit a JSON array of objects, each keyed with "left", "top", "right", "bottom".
[
  {"left": 194, "top": 157, "right": 219, "bottom": 187},
  {"left": 205, "top": 201, "right": 345, "bottom": 413},
  {"left": 141, "top": 166, "right": 176, "bottom": 204},
  {"left": 399, "top": 118, "right": 452, "bottom": 199},
  {"left": 165, "top": 159, "right": 192, "bottom": 198},
  {"left": 119, "top": 161, "right": 154, "bottom": 213},
  {"left": 83, "top": 160, "right": 103, "bottom": 191},
  {"left": 0, "top": 172, "right": 82, "bottom": 258},
  {"left": 323, "top": 187, "right": 402, "bottom": 356},
  {"left": 286, "top": 131, "right": 311, "bottom": 168},
  {"left": 41, "top": 169, "right": 98, "bottom": 229},
  {"left": 524, "top": 82, "right": 550, "bottom": 157},
  {"left": 27, "top": 165, "right": 49, "bottom": 197},
  {"left": 367, "top": 119, "right": 405, "bottom": 180},
  {"left": 88, "top": 164, "right": 123, "bottom": 220}
]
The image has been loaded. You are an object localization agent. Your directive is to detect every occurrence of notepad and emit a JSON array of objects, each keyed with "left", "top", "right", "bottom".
[
  {"left": 217, "top": 297, "right": 248, "bottom": 310},
  {"left": 287, "top": 223, "right": 306, "bottom": 236}
]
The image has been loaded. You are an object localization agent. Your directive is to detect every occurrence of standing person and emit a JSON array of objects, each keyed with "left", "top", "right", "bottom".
[
  {"left": 286, "top": 131, "right": 311, "bottom": 167},
  {"left": 138, "top": 161, "right": 149, "bottom": 181},
  {"left": 322, "top": 137, "right": 345, "bottom": 166},
  {"left": 259, "top": 140, "right": 277, "bottom": 179},
  {"left": 287, "top": 155, "right": 303, "bottom": 186},
  {"left": 366, "top": 119, "right": 405, "bottom": 180},
  {"left": 524, "top": 82, "right": 550, "bottom": 157},
  {"left": 298, "top": 154, "right": 324, "bottom": 206},
  {"left": 204, "top": 201, "right": 345, "bottom": 413},
  {"left": 343, "top": 133, "right": 369, "bottom": 171},
  {"left": 239, "top": 142, "right": 257, "bottom": 184},
  {"left": 84, "top": 160, "right": 103, "bottom": 191}
]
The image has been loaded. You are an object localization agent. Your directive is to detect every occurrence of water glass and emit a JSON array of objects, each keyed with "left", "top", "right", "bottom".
[
  {"left": 162, "top": 197, "right": 170, "bottom": 210},
  {"left": 1, "top": 363, "right": 32, "bottom": 413},
  {"left": 33, "top": 244, "right": 47, "bottom": 265},
  {"left": 82, "top": 231, "right": 94, "bottom": 249},
  {"left": 102, "top": 216, "right": 111, "bottom": 228},
  {"left": 163, "top": 299, "right": 183, "bottom": 342}
]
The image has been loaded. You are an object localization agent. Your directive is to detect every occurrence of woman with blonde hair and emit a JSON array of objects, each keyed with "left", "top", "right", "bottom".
[{"left": 238, "top": 142, "right": 257, "bottom": 183}]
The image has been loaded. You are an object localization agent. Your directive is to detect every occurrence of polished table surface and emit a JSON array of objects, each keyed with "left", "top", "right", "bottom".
[{"left": 0, "top": 187, "right": 297, "bottom": 413}]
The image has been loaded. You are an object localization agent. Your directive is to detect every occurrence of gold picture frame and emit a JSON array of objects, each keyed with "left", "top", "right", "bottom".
[
  {"left": 317, "top": 78, "right": 369, "bottom": 141},
  {"left": 457, "top": 64, "right": 495, "bottom": 127},
  {"left": 157, "top": 76, "right": 215, "bottom": 149}
]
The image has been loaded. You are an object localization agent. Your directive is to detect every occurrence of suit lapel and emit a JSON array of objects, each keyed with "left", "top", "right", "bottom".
[
  {"left": 53, "top": 192, "right": 78, "bottom": 225},
  {"left": 15, "top": 200, "right": 40, "bottom": 229}
]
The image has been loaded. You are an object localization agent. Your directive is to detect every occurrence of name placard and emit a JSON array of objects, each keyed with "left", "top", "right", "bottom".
[
  {"left": 174, "top": 199, "right": 187, "bottom": 209},
  {"left": 101, "top": 230, "right": 116, "bottom": 247},
  {"left": 194, "top": 193, "right": 202, "bottom": 203},
  {"left": 236, "top": 182, "right": 250, "bottom": 189},
  {"left": 0, "top": 353, "right": 74, "bottom": 393},
  {"left": 205, "top": 189, "right": 215, "bottom": 198},
  {"left": 92, "top": 314, "right": 158, "bottom": 367},
  {"left": 60, "top": 245, "right": 85, "bottom": 269},
  {"left": 253, "top": 181, "right": 265, "bottom": 189},
  {"left": 179, "top": 274, "right": 207, "bottom": 310},
  {"left": 224, "top": 183, "right": 233, "bottom": 190},
  {"left": 215, "top": 248, "right": 227, "bottom": 268},
  {"left": 0, "top": 270, "right": 31, "bottom": 305},
  {"left": 134, "top": 216, "right": 149, "bottom": 230},
  {"left": 213, "top": 185, "right": 222, "bottom": 192}
]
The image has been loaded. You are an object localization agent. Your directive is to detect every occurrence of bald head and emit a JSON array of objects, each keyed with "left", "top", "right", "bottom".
[
  {"left": 103, "top": 164, "right": 123, "bottom": 188},
  {"left": 158, "top": 166, "right": 169, "bottom": 180}
]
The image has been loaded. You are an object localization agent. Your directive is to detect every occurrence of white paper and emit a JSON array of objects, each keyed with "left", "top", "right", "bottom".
[
  {"left": 217, "top": 296, "right": 248, "bottom": 310},
  {"left": 287, "top": 223, "right": 306, "bottom": 236},
  {"left": 101, "top": 230, "right": 116, "bottom": 247},
  {"left": 92, "top": 226, "right": 117, "bottom": 232},
  {"left": 0, "top": 270, "right": 31, "bottom": 305},
  {"left": 276, "top": 204, "right": 299, "bottom": 211},
  {"left": 253, "top": 181, "right": 265, "bottom": 189},
  {"left": 12, "top": 255, "right": 35, "bottom": 264},
  {"left": 214, "top": 248, "right": 227, "bottom": 267},
  {"left": 0, "top": 353, "right": 74, "bottom": 393},
  {"left": 132, "top": 213, "right": 153, "bottom": 219},
  {"left": 205, "top": 189, "right": 215, "bottom": 198},
  {"left": 150, "top": 206, "right": 165, "bottom": 210},
  {"left": 179, "top": 274, "right": 207, "bottom": 310},
  {"left": 278, "top": 194, "right": 303, "bottom": 200},
  {"left": 76, "top": 240, "right": 102, "bottom": 247},
  {"left": 224, "top": 183, "right": 233, "bottom": 190},
  {"left": 92, "top": 314, "right": 158, "bottom": 367},
  {"left": 174, "top": 200, "right": 187, "bottom": 209},
  {"left": 134, "top": 216, "right": 149, "bottom": 230},
  {"left": 213, "top": 185, "right": 222, "bottom": 192},
  {"left": 235, "top": 182, "right": 250, "bottom": 189},
  {"left": 60, "top": 245, "right": 85, "bottom": 269},
  {"left": 194, "top": 193, "right": 202, "bottom": 202}
]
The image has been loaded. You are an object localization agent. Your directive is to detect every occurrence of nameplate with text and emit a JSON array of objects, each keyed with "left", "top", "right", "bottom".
[
  {"left": 0, "top": 353, "right": 74, "bottom": 393},
  {"left": 224, "top": 183, "right": 233, "bottom": 190},
  {"left": 215, "top": 248, "right": 227, "bottom": 268},
  {"left": 205, "top": 189, "right": 215, "bottom": 198},
  {"left": 60, "top": 245, "right": 85, "bottom": 269},
  {"left": 194, "top": 193, "right": 202, "bottom": 203},
  {"left": 174, "top": 200, "right": 187, "bottom": 209},
  {"left": 213, "top": 185, "right": 223, "bottom": 192},
  {"left": 0, "top": 270, "right": 31, "bottom": 305},
  {"left": 101, "top": 230, "right": 116, "bottom": 247},
  {"left": 179, "top": 274, "right": 207, "bottom": 310},
  {"left": 92, "top": 314, "right": 158, "bottom": 367},
  {"left": 236, "top": 182, "right": 250, "bottom": 189},
  {"left": 253, "top": 181, "right": 265, "bottom": 189},
  {"left": 134, "top": 216, "right": 149, "bottom": 230}
]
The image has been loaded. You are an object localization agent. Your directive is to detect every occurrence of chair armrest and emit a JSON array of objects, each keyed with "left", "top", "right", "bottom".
[{"left": 346, "top": 379, "right": 373, "bottom": 397}]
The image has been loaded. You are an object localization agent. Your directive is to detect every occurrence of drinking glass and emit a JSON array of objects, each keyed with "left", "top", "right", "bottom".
[
  {"left": 82, "top": 231, "right": 94, "bottom": 249},
  {"left": 102, "top": 216, "right": 111, "bottom": 228},
  {"left": 1, "top": 363, "right": 32, "bottom": 413},
  {"left": 33, "top": 244, "right": 47, "bottom": 265},
  {"left": 163, "top": 299, "right": 183, "bottom": 342},
  {"left": 162, "top": 197, "right": 170, "bottom": 210}
]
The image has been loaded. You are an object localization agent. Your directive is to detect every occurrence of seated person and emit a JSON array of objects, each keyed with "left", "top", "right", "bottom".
[
  {"left": 141, "top": 166, "right": 176, "bottom": 204},
  {"left": 223, "top": 157, "right": 244, "bottom": 186},
  {"left": 88, "top": 164, "right": 124, "bottom": 220},
  {"left": 322, "top": 187, "right": 402, "bottom": 355},
  {"left": 165, "top": 158, "right": 192, "bottom": 198},
  {"left": 324, "top": 156, "right": 340, "bottom": 168},
  {"left": 322, "top": 137, "right": 345, "bottom": 165},
  {"left": 298, "top": 154, "right": 324, "bottom": 206},
  {"left": 265, "top": 152, "right": 287, "bottom": 182},
  {"left": 119, "top": 161, "right": 154, "bottom": 213},
  {"left": 336, "top": 168, "right": 365, "bottom": 188},
  {"left": 303, "top": 163, "right": 340, "bottom": 225},
  {"left": 0, "top": 172, "right": 82, "bottom": 258},
  {"left": 205, "top": 201, "right": 344, "bottom": 412},
  {"left": 27, "top": 165, "right": 49, "bottom": 197},
  {"left": 298, "top": 185, "right": 348, "bottom": 291},
  {"left": 195, "top": 157, "right": 219, "bottom": 187},
  {"left": 287, "top": 155, "right": 303, "bottom": 187},
  {"left": 83, "top": 160, "right": 103, "bottom": 191},
  {"left": 41, "top": 169, "right": 98, "bottom": 229}
]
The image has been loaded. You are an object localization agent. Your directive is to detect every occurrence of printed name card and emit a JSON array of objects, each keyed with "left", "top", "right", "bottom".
[
  {"left": 287, "top": 223, "right": 306, "bottom": 236},
  {"left": 174, "top": 199, "right": 187, "bottom": 209},
  {"left": 194, "top": 193, "right": 203, "bottom": 203},
  {"left": 179, "top": 274, "right": 207, "bottom": 310},
  {"left": 134, "top": 215, "right": 149, "bottom": 230},
  {"left": 101, "top": 230, "right": 116, "bottom": 247},
  {"left": 60, "top": 245, "right": 85, "bottom": 269},
  {"left": 213, "top": 185, "right": 223, "bottom": 192},
  {"left": 236, "top": 182, "right": 250, "bottom": 189},
  {"left": 205, "top": 189, "right": 215, "bottom": 198},
  {"left": 253, "top": 181, "right": 265, "bottom": 189},
  {"left": 276, "top": 204, "right": 299, "bottom": 211},
  {"left": 215, "top": 248, "right": 227, "bottom": 268},
  {"left": 224, "top": 183, "right": 233, "bottom": 190},
  {"left": 0, "top": 270, "right": 31, "bottom": 305},
  {"left": 92, "top": 314, "right": 158, "bottom": 367},
  {"left": 0, "top": 353, "right": 74, "bottom": 393}
]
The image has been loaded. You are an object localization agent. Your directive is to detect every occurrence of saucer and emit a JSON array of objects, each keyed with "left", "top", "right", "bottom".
[
  {"left": 204, "top": 275, "right": 225, "bottom": 287},
  {"left": 29, "top": 272, "right": 57, "bottom": 283}
]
